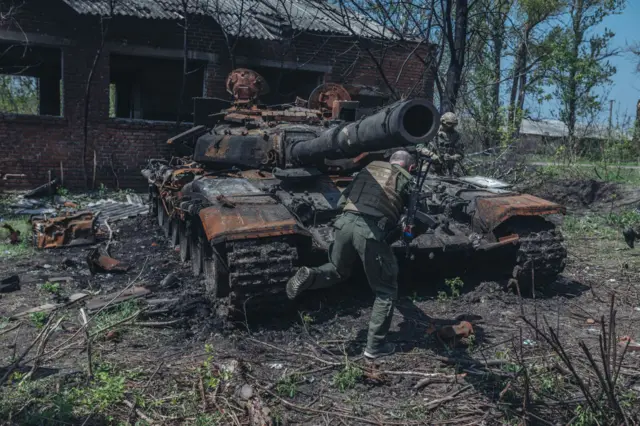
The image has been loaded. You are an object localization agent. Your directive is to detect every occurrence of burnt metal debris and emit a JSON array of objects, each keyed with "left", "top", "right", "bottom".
[
  {"left": 32, "top": 212, "right": 99, "bottom": 249},
  {"left": 143, "top": 68, "right": 568, "bottom": 318}
]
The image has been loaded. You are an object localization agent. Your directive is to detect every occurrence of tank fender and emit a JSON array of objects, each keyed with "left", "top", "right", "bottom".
[
  {"left": 198, "top": 203, "right": 310, "bottom": 245},
  {"left": 474, "top": 194, "right": 566, "bottom": 233}
]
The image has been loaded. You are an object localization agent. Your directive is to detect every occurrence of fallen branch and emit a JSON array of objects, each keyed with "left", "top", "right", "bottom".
[
  {"left": 123, "top": 399, "right": 154, "bottom": 424},
  {"left": 424, "top": 384, "right": 474, "bottom": 410},
  {"left": 0, "top": 316, "right": 55, "bottom": 385},
  {"left": 80, "top": 309, "right": 93, "bottom": 378},
  {"left": 23, "top": 257, "right": 149, "bottom": 365},
  {"left": 89, "top": 309, "right": 145, "bottom": 338},
  {"left": 0, "top": 322, "right": 21, "bottom": 336},
  {"left": 246, "top": 337, "right": 340, "bottom": 366}
]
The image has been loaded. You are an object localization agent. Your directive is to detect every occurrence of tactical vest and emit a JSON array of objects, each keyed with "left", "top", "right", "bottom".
[{"left": 343, "top": 161, "right": 410, "bottom": 222}]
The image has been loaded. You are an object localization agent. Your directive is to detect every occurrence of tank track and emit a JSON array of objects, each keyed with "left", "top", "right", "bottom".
[
  {"left": 226, "top": 237, "right": 298, "bottom": 315},
  {"left": 512, "top": 228, "right": 567, "bottom": 289}
]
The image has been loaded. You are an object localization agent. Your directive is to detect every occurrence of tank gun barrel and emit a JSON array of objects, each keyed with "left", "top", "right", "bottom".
[{"left": 289, "top": 98, "right": 440, "bottom": 165}]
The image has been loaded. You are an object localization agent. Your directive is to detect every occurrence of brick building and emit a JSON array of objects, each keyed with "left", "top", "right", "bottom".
[{"left": 0, "top": 0, "right": 435, "bottom": 190}]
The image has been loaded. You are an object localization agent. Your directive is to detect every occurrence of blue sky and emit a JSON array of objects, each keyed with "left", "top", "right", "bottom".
[{"left": 533, "top": 2, "right": 639, "bottom": 124}]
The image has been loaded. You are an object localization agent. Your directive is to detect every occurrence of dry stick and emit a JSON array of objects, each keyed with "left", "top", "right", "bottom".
[
  {"left": 522, "top": 316, "right": 598, "bottom": 411},
  {"left": 23, "top": 257, "right": 149, "bottom": 365},
  {"left": 245, "top": 337, "right": 340, "bottom": 366},
  {"left": 60, "top": 161, "right": 64, "bottom": 186},
  {"left": 123, "top": 400, "right": 154, "bottom": 424},
  {"left": 80, "top": 309, "right": 93, "bottom": 378},
  {"left": 198, "top": 372, "right": 208, "bottom": 411},
  {"left": 0, "top": 316, "right": 54, "bottom": 385},
  {"left": 424, "top": 384, "right": 474, "bottom": 411},
  {"left": 257, "top": 384, "right": 422, "bottom": 426},
  {"left": 89, "top": 309, "right": 145, "bottom": 338},
  {"left": 128, "top": 362, "right": 163, "bottom": 422},
  {"left": 27, "top": 317, "right": 64, "bottom": 380},
  {"left": 0, "top": 322, "right": 21, "bottom": 336}
]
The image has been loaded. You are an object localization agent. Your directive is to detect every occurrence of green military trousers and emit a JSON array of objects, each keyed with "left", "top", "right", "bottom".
[{"left": 310, "top": 212, "right": 399, "bottom": 352}]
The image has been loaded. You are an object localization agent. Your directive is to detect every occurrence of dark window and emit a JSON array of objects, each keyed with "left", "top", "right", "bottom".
[
  {"left": 109, "top": 54, "right": 205, "bottom": 122},
  {"left": 251, "top": 67, "right": 323, "bottom": 106},
  {"left": 0, "top": 43, "right": 63, "bottom": 116}
]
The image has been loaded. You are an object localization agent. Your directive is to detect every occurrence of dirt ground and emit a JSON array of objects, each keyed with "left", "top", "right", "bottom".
[{"left": 1, "top": 179, "right": 640, "bottom": 425}]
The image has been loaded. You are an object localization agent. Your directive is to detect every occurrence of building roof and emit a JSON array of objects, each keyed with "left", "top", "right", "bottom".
[
  {"left": 520, "top": 118, "right": 629, "bottom": 140},
  {"left": 61, "top": 0, "right": 403, "bottom": 41}
]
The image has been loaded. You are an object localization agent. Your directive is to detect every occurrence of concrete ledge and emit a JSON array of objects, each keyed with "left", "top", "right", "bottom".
[
  {"left": 106, "top": 43, "right": 218, "bottom": 62},
  {"left": 235, "top": 56, "right": 332, "bottom": 73},
  {"left": 0, "top": 30, "right": 73, "bottom": 47}
]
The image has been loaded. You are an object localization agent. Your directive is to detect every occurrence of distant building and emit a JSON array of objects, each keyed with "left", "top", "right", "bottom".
[{"left": 0, "top": 0, "right": 435, "bottom": 189}]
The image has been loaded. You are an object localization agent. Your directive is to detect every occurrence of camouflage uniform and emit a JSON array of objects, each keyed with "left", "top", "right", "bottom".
[
  {"left": 417, "top": 112, "right": 463, "bottom": 176},
  {"left": 287, "top": 160, "right": 413, "bottom": 357}
]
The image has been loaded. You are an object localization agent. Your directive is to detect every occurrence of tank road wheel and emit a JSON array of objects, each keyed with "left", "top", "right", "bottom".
[
  {"left": 179, "top": 220, "right": 191, "bottom": 263},
  {"left": 203, "top": 247, "right": 228, "bottom": 303},
  {"left": 496, "top": 217, "right": 567, "bottom": 293},
  {"left": 190, "top": 222, "right": 205, "bottom": 277},
  {"left": 170, "top": 218, "right": 180, "bottom": 247}
]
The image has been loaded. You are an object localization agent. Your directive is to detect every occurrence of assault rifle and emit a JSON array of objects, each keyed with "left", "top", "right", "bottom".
[{"left": 403, "top": 156, "right": 432, "bottom": 258}]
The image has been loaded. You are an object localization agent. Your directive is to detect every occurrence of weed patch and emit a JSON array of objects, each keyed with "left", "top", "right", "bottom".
[
  {"left": 333, "top": 362, "right": 362, "bottom": 392},
  {"left": 0, "top": 217, "right": 33, "bottom": 259}
]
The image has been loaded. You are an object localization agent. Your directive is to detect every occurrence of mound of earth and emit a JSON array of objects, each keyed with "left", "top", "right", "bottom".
[{"left": 529, "top": 178, "right": 640, "bottom": 213}]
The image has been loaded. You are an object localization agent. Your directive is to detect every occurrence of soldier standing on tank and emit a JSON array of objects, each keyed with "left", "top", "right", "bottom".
[
  {"left": 417, "top": 112, "right": 464, "bottom": 176},
  {"left": 286, "top": 150, "right": 417, "bottom": 359}
]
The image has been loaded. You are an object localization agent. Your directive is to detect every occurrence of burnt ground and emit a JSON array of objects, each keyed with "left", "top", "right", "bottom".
[{"left": 1, "top": 180, "right": 640, "bottom": 425}]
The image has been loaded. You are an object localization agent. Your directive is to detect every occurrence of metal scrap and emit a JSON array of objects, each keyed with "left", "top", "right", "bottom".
[
  {"left": 32, "top": 212, "right": 98, "bottom": 249},
  {"left": 87, "top": 248, "right": 131, "bottom": 274}
]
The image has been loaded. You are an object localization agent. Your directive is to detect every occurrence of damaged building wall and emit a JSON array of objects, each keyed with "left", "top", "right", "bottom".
[{"left": 0, "top": 0, "right": 435, "bottom": 190}]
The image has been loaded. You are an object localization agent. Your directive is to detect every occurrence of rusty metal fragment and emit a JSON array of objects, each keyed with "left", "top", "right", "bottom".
[
  {"left": 32, "top": 212, "right": 98, "bottom": 249},
  {"left": 87, "top": 248, "right": 131, "bottom": 274},
  {"left": 429, "top": 321, "right": 474, "bottom": 340}
]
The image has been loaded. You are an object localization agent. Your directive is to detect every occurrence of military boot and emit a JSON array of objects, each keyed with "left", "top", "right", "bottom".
[
  {"left": 623, "top": 228, "right": 638, "bottom": 249},
  {"left": 364, "top": 343, "right": 396, "bottom": 360},
  {"left": 286, "top": 266, "right": 315, "bottom": 300}
]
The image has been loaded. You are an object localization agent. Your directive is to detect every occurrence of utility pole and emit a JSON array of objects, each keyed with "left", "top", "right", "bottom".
[{"left": 608, "top": 99, "right": 614, "bottom": 133}]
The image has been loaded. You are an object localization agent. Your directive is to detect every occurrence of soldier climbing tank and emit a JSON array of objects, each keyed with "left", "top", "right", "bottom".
[{"left": 142, "top": 68, "right": 567, "bottom": 317}]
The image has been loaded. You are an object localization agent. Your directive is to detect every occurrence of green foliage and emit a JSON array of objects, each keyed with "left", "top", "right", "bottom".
[
  {"left": 0, "top": 75, "right": 39, "bottom": 115},
  {"left": 276, "top": 373, "right": 300, "bottom": 398},
  {"left": 56, "top": 186, "right": 70, "bottom": 196},
  {"left": 0, "top": 218, "right": 34, "bottom": 259},
  {"left": 71, "top": 364, "right": 126, "bottom": 414},
  {"left": 333, "top": 362, "right": 363, "bottom": 392},
  {"left": 438, "top": 277, "right": 465, "bottom": 301},
  {"left": 41, "top": 281, "right": 61, "bottom": 295},
  {"left": 92, "top": 299, "right": 139, "bottom": 333},
  {"left": 30, "top": 312, "right": 47, "bottom": 329},
  {"left": 544, "top": 0, "right": 625, "bottom": 137},
  {"left": 563, "top": 209, "right": 640, "bottom": 240}
]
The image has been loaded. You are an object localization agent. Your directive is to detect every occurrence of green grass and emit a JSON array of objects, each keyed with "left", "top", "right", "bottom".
[
  {"left": 562, "top": 209, "right": 640, "bottom": 240},
  {"left": 91, "top": 300, "right": 140, "bottom": 335},
  {"left": 41, "top": 281, "right": 61, "bottom": 295},
  {"left": 536, "top": 162, "right": 640, "bottom": 186},
  {"left": 0, "top": 217, "right": 33, "bottom": 259},
  {"left": 333, "top": 362, "right": 363, "bottom": 392}
]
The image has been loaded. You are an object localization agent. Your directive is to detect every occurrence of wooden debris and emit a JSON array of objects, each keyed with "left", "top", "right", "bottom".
[
  {"left": 11, "top": 293, "right": 89, "bottom": 319},
  {"left": 86, "top": 287, "right": 151, "bottom": 313}
]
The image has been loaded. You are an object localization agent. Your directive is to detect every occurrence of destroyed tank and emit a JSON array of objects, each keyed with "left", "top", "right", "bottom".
[{"left": 143, "top": 69, "right": 567, "bottom": 316}]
